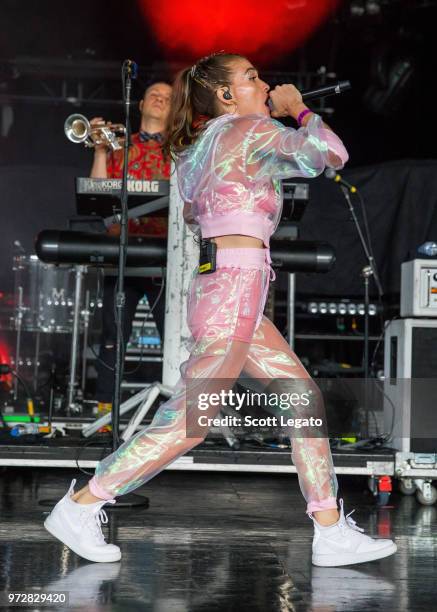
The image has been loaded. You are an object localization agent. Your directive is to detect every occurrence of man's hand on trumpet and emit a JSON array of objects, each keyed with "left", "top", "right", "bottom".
[
  {"left": 90, "top": 117, "right": 110, "bottom": 178},
  {"left": 89, "top": 117, "right": 111, "bottom": 151}
]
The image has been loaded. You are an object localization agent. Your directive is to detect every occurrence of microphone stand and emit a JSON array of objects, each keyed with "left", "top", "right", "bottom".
[
  {"left": 111, "top": 60, "right": 134, "bottom": 451},
  {"left": 110, "top": 60, "right": 148, "bottom": 508},
  {"left": 339, "top": 185, "right": 383, "bottom": 438}
]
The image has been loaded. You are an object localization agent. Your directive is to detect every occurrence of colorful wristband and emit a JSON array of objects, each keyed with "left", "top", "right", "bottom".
[{"left": 297, "top": 108, "right": 312, "bottom": 127}]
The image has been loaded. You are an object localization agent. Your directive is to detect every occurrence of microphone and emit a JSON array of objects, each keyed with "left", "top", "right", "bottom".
[
  {"left": 324, "top": 168, "right": 357, "bottom": 193},
  {"left": 268, "top": 80, "right": 351, "bottom": 111},
  {"left": 124, "top": 59, "right": 138, "bottom": 79},
  {"left": 302, "top": 80, "right": 351, "bottom": 101}
]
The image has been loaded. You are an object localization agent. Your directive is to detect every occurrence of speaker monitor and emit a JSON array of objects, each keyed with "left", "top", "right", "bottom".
[{"left": 384, "top": 318, "right": 437, "bottom": 453}]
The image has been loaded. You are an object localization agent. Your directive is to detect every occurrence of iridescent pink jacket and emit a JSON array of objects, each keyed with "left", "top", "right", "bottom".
[{"left": 176, "top": 113, "right": 349, "bottom": 247}]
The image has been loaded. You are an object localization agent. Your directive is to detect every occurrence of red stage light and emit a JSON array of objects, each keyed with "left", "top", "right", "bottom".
[{"left": 138, "top": 0, "right": 341, "bottom": 65}]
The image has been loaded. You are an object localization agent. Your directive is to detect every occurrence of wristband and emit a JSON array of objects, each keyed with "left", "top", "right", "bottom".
[{"left": 297, "top": 109, "right": 313, "bottom": 127}]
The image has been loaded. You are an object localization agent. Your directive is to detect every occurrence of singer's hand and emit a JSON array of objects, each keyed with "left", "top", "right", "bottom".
[{"left": 269, "top": 84, "right": 307, "bottom": 120}]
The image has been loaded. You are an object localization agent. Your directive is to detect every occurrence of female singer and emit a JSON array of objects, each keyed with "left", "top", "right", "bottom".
[{"left": 45, "top": 52, "right": 396, "bottom": 567}]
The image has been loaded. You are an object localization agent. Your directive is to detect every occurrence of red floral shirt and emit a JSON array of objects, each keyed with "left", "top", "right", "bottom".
[{"left": 107, "top": 132, "right": 170, "bottom": 237}]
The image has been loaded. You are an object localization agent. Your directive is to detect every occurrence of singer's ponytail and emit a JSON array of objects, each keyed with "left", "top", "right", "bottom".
[{"left": 167, "top": 52, "right": 244, "bottom": 157}]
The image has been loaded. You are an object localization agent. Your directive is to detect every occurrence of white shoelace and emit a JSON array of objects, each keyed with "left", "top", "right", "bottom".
[
  {"left": 345, "top": 509, "right": 365, "bottom": 533},
  {"left": 80, "top": 507, "right": 109, "bottom": 544},
  {"left": 337, "top": 499, "right": 365, "bottom": 534}
]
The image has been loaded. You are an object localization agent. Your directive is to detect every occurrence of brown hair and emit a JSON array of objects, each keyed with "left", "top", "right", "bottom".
[{"left": 167, "top": 52, "right": 244, "bottom": 157}]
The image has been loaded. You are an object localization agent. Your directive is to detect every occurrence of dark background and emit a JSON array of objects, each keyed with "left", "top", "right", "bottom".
[{"left": 1, "top": 0, "right": 437, "bottom": 295}]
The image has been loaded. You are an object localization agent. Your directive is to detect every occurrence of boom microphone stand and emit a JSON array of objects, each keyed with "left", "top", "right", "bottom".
[{"left": 339, "top": 184, "right": 383, "bottom": 438}]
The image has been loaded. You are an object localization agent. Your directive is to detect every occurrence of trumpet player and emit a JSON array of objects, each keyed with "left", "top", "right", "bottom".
[{"left": 90, "top": 81, "right": 172, "bottom": 421}]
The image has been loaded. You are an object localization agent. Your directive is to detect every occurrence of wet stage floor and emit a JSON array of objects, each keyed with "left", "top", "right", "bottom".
[{"left": 0, "top": 467, "right": 436, "bottom": 611}]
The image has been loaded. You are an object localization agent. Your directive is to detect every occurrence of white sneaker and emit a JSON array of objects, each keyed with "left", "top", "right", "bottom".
[
  {"left": 44, "top": 479, "right": 121, "bottom": 563},
  {"left": 310, "top": 499, "right": 397, "bottom": 567}
]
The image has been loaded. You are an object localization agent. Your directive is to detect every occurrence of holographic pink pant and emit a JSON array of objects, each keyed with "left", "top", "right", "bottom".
[{"left": 89, "top": 247, "right": 338, "bottom": 512}]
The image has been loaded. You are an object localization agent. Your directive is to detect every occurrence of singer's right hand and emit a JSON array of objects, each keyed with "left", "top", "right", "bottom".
[
  {"left": 269, "top": 84, "right": 307, "bottom": 120},
  {"left": 90, "top": 117, "right": 109, "bottom": 152}
]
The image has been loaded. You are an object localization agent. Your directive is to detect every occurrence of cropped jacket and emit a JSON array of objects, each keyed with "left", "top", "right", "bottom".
[{"left": 176, "top": 112, "right": 349, "bottom": 247}]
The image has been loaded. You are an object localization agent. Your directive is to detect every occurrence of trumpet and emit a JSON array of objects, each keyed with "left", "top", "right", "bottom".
[{"left": 64, "top": 114, "right": 126, "bottom": 151}]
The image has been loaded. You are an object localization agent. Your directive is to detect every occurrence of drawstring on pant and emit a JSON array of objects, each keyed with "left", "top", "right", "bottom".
[{"left": 256, "top": 248, "right": 276, "bottom": 329}]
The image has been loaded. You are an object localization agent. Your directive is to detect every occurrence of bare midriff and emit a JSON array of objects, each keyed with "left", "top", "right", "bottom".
[{"left": 211, "top": 235, "right": 264, "bottom": 249}]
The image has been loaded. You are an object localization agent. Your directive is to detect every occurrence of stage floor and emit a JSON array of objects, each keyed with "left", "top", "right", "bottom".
[{"left": 0, "top": 467, "right": 434, "bottom": 611}]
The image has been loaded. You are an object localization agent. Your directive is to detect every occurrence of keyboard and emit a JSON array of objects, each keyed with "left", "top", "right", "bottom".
[{"left": 75, "top": 177, "right": 169, "bottom": 216}]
